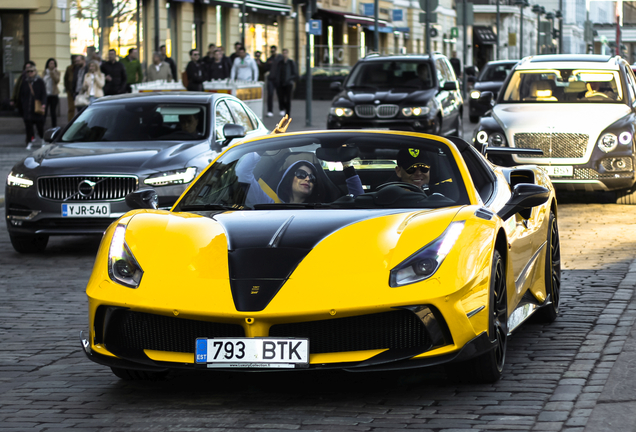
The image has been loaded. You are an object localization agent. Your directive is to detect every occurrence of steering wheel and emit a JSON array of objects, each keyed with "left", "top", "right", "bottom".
[
  {"left": 375, "top": 182, "right": 427, "bottom": 194},
  {"left": 586, "top": 90, "right": 609, "bottom": 99}
]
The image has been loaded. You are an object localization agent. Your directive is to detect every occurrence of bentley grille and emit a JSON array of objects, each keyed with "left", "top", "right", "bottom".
[
  {"left": 38, "top": 176, "right": 137, "bottom": 201},
  {"left": 355, "top": 105, "right": 376, "bottom": 118},
  {"left": 269, "top": 310, "right": 431, "bottom": 354},
  {"left": 514, "top": 133, "right": 589, "bottom": 158},
  {"left": 102, "top": 310, "right": 245, "bottom": 353}
]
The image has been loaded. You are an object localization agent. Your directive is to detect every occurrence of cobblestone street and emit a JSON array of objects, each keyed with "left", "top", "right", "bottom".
[{"left": 0, "top": 203, "right": 635, "bottom": 431}]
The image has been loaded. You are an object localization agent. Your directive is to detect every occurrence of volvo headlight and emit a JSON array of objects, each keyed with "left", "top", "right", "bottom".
[
  {"left": 144, "top": 167, "right": 197, "bottom": 186},
  {"left": 108, "top": 224, "right": 144, "bottom": 288},
  {"left": 7, "top": 171, "right": 34, "bottom": 188},
  {"left": 598, "top": 133, "right": 618, "bottom": 153},
  {"left": 389, "top": 222, "right": 465, "bottom": 287},
  {"left": 329, "top": 107, "right": 353, "bottom": 117},
  {"left": 402, "top": 107, "right": 430, "bottom": 117},
  {"left": 470, "top": 90, "right": 481, "bottom": 99}
]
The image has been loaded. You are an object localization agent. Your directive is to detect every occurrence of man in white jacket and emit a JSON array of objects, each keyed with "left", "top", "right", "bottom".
[{"left": 230, "top": 47, "right": 259, "bottom": 81}]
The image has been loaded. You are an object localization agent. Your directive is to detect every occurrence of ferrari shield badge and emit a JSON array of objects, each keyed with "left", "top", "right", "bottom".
[{"left": 409, "top": 149, "right": 420, "bottom": 158}]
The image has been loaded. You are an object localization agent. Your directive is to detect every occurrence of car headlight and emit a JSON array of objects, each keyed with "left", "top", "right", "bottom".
[
  {"left": 144, "top": 167, "right": 197, "bottom": 186},
  {"left": 7, "top": 171, "right": 34, "bottom": 188},
  {"left": 329, "top": 107, "right": 353, "bottom": 117},
  {"left": 598, "top": 133, "right": 618, "bottom": 153},
  {"left": 401, "top": 107, "right": 430, "bottom": 117},
  {"left": 619, "top": 131, "right": 632, "bottom": 145},
  {"left": 470, "top": 90, "right": 481, "bottom": 99},
  {"left": 476, "top": 130, "right": 489, "bottom": 144},
  {"left": 389, "top": 221, "right": 465, "bottom": 287},
  {"left": 108, "top": 224, "right": 144, "bottom": 288}
]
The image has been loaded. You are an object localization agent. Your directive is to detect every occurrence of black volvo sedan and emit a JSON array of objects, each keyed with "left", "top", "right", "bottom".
[
  {"left": 5, "top": 92, "right": 268, "bottom": 253},
  {"left": 327, "top": 54, "right": 463, "bottom": 138}
]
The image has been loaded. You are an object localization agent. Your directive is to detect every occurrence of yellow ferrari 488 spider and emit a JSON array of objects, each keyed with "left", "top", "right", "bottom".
[{"left": 81, "top": 130, "right": 560, "bottom": 383}]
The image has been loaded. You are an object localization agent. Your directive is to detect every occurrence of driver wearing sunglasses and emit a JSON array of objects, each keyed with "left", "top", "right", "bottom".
[{"left": 395, "top": 147, "right": 431, "bottom": 189}]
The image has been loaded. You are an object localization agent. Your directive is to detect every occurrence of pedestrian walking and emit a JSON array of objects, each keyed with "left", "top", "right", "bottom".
[
  {"left": 265, "top": 45, "right": 283, "bottom": 117},
  {"left": 208, "top": 49, "right": 230, "bottom": 80},
  {"left": 230, "top": 47, "right": 259, "bottom": 81},
  {"left": 101, "top": 49, "right": 127, "bottom": 96},
  {"left": 186, "top": 49, "right": 205, "bottom": 91},
  {"left": 121, "top": 47, "right": 143, "bottom": 92},
  {"left": 145, "top": 52, "right": 174, "bottom": 82},
  {"left": 81, "top": 61, "right": 105, "bottom": 104},
  {"left": 276, "top": 49, "right": 297, "bottom": 117},
  {"left": 18, "top": 64, "right": 47, "bottom": 150},
  {"left": 160, "top": 44, "right": 178, "bottom": 84},
  {"left": 10, "top": 61, "right": 36, "bottom": 111},
  {"left": 72, "top": 55, "right": 88, "bottom": 116},
  {"left": 450, "top": 51, "right": 462, "bottom": 80},
  {"left": 42, "top": 58, "right": 60, "bottom": 128},
  {"left": 63, "top": 55, "right": 77, "bottom": 121}
]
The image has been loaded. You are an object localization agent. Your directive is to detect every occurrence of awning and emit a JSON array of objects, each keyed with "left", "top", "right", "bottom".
[
  {"left": 195, "top": 0, "right": 291, "bottom": 14},
  {"left": 394, "top": 27, "right": 410, "bottom": 33},
  {"left": 368, "top": 26, "right": 394, "bottom": 33},
  {"left": 316, "top": 9, "right": 390, "bottom": 27},
  {"left": 473, "top": 26, "right": 497, "bottom": 45}
]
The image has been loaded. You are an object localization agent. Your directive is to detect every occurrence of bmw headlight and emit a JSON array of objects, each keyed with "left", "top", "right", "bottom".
[
  {"left": 329, "top": 107, "right": 354, "bottom": 117},
  {"left": 144, "top": 167, "right": 197, "bottom": 186},
  {"left": 402, "top": 107, "right": 430, "bottom": 117},
  {"left": 598, "top": 133, "right": 618, "bottom": 153},
  {"left": 470, "top": 90, "right": 481, "bottom": 99},
  {"left": 108, "top": 224, "right": 144, "bottom": 288},
  {"left": 389, "top": 221, "right": 465, "bottom": 287},
  {"left": 7, "top": 171, "right": 34, "bottom": 188}
]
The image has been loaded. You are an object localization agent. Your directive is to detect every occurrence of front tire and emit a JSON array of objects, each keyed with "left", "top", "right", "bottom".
[
  {"left": 447, "top": 250, "right": 507, "bottom": 383},
  {"left": 536, "top": 211, "right": 561, "bottom": 323},
  {"left": 9, "top": 233, "right": 49, "bottom": 253},
  {"left": 616, "top": 188, "right": 636, "bottom": 204}
]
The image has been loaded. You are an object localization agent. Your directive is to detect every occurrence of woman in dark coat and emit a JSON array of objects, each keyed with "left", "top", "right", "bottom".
[{"left": 19, "top": 64, "right": 47, "bottom": 150}]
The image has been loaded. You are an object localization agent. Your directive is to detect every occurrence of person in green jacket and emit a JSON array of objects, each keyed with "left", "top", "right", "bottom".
[{"left": 121, "top": 48, "right": 143, "bottom": 93}]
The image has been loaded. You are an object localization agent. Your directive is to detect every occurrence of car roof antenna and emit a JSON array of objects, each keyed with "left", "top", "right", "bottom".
[{"left": 271, "top": 114, "right": 292, "bottom": 134}]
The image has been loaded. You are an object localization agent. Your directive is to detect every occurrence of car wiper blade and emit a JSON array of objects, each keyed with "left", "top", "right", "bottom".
[
  {"left": 179, "top": 204, "right": 246, "bottom": 211},
  {"left": 252, "top": 203, "right": 329, "bottom": 210}
]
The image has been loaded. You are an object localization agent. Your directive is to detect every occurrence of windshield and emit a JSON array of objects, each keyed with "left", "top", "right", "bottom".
[
  {"left": 501, "top": 69, "right": 624, "bottom": 103},
  {"left": 61, "top": 103, "right": 208, "bottom": 142},
  {"left": 346, "top": 61, "right": 435, "bottom": 90},
  {"left": 174, "top": 133, "right": 470, "bottom": 211},
  {"left": 479, "top": 62, "right": 516, "bottom": 82}
]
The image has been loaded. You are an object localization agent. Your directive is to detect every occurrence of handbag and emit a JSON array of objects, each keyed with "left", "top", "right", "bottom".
[
  {"left": 28, "top": 82, "right": 45, "bottom": 115},
  {"left": 75, "top": 93, "right": 90, "bottom": 107}
]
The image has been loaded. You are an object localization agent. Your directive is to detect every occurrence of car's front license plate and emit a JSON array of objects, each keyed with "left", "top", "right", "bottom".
[
  {"left": 541, "top": 166, "right": 573, "bottom": 177},
  {"left": 195, "top": 338, "right": 309, "bottom": 368},
  {"left": 61, "top": 203, "right": 111, "bottom": 217}
]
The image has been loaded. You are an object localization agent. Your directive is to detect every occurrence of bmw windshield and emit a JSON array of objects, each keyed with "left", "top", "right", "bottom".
[
  {"left": 345, "top": 61, "right": 435, "bottom": 90},
  {"left": 174, "top": 133, "right": 470, "bottom": 211},
  {"left": 501, "top": 69, "right": 624, "bottom": 103}
]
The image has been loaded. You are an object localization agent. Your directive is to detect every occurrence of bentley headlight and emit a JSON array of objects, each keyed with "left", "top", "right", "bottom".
[
  {"left": 7, "top": 171, "right": 34, "bottom": 188},
  {"left": 476, "top": 130, "right": 489, "bottom": 144},
  {"left": 402, "top": 107, "right": 430, "bottom": 117},
  {"left": 619, "top": 131, "right": 632, "bottom": 145},
  {"left": 144, "top": 167, "right": 197, "bottom": 186},
  {"left": 488, "top": 132, "right": 507, "bottom": 147},
  {"left": 389, "top": 221, "right": 465, "bottom": 287},
  {"left": 108, "top": 224, "right": 144, "bottom": 288},
  {"left": 470, "top": 90, "right": 481, "bottom": 99},
  {"left": 598, "top": 133, "right": 618, "bottom": 153},
  {"left": 329, "top": 107, "right": 353, "bottom": 117}
]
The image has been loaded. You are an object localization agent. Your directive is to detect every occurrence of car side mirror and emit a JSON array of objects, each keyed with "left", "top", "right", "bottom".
[
  {"left": 330, "top": 81, "right": 343, "bottom": 91},
  {"left": 478, "top": 91, "right": 494, "bottom": 105},
  {"left": 222, "top": 123, "right": 246, "bottom": 146},
  {"left": 125, "top": 189, "right": 158, "bottom": 210},
  {"left": 497, "top": 184, "right": 549, "bottom": 221},
  {"left": 44, "top": 127, "right": 61, "bottom": 143},
  {"left": 442, "top": 81, "right": 458, "bottom": 91}
]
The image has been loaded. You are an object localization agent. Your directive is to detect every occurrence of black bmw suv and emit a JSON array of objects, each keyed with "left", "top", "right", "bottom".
[{"left": 327, "top": 54, "right": 463, "bottom": 137}]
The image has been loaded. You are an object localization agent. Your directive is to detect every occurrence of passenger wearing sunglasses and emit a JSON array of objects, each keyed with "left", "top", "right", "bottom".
[{"left": 395, "top": 148, "right": 431, "bottom": 190}]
